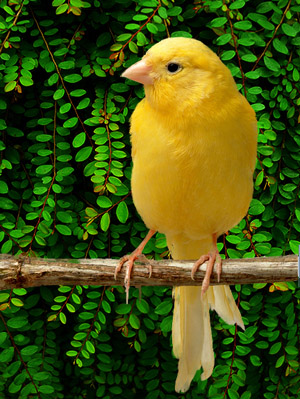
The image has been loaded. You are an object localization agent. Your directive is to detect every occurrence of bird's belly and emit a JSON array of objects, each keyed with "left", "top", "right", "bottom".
[{"left": 131, "top": 151, "right": 252, "bottom": 240}]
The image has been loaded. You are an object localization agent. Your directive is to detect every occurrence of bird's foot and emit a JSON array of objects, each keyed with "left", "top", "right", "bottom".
[
  {"left": 116, "top": 253, "right": 152, "bottom": 304},
  {"left": 191, "top": 234, "right": 222, "bottom": 296},
  {"left": 115, "top": 229, "right": 156, "bottom": 303}
]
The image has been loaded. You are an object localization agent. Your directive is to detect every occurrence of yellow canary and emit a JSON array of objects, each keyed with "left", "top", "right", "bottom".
[{"left": 119, "top": 37, "right": 257, "bottom": 393}]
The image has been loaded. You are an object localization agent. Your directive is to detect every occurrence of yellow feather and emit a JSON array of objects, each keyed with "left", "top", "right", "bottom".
[{"left": 125, "top": 37, "right": 257, "bottom": 393}]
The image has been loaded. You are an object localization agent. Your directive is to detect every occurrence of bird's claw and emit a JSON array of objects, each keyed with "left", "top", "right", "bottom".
[
  {"left": 138, "top": 254, "right": 152, "bottom": 278},
  {"left": 191, "top": 251, "right": 222, "bottom": 297},
  {"left": 115, "top": 253, "right": 152, "bottom": 304}
]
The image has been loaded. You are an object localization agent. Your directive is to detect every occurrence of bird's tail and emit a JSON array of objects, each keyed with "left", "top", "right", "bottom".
[{"left": 169, "top": 236, "right": 244, "bottom": 393}]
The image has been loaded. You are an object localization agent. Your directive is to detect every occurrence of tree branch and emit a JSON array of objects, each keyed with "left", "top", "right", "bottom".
[{"left": 0, "top": 254, "right": 297, "bottom": 290}]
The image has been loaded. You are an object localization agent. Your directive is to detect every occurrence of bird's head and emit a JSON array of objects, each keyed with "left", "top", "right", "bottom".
[{"left": 122, "top": 37, "right": 236, "bottom": 115}]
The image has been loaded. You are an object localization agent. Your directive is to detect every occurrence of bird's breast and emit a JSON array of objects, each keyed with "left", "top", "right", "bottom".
[{"left": 130, "top": 100, "right": 256, "bottom": 240}]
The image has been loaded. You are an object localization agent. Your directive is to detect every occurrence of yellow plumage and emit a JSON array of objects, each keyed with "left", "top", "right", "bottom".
[{"left": 120, "top": 37, "right": 257, "bottom": 392}]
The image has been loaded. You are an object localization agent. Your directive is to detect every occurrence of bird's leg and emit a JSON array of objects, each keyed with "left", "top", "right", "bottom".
[
  {"left": 191, "top": 233, "right": 222, "bottom": 296},
  {"left": 115, "top": 229, "right": 156, "bottom": 303}
]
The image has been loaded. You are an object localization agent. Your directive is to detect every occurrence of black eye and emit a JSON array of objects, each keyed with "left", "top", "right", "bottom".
[{"left": 167, "top": 62, "right": 181, "bottom": 73}]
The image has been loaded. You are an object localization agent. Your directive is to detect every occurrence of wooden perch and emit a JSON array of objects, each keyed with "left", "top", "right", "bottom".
[{"left": 0, "top": 254, "right": 298, "bottom": 290}]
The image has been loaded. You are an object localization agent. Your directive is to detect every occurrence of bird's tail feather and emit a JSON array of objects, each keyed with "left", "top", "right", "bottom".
[{"left": 169, "top": 236, "right": 243, "bottom": 393}]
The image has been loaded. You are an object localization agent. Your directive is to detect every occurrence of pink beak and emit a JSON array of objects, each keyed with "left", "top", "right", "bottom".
[{"left": 121, "top": 59, "right": 153, "bottom": 85}]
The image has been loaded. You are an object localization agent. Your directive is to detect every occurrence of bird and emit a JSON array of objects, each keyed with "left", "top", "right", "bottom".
[{"left": 116, "top": 37, "right": 257, "bottom": 393}]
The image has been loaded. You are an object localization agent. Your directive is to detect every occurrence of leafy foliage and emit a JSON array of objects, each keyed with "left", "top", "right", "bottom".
[{"left": 0, "top": 0, "right": 300, "bottom": 398}]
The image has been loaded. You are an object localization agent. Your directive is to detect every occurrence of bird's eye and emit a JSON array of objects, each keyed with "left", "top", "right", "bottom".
[{"left": 167, "top": 62, "right": 182, "bottom": 74}]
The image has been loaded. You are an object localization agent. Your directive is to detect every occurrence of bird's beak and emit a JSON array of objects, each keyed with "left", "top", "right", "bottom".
[{"left": 121, "top": 59, "right": 153, "bottom": 85}]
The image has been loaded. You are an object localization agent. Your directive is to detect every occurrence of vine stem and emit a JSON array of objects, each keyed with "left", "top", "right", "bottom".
[
  {"left": 86, "top": 192, "right": 131, "bottom": 226},
  {"left": 103, "top": 90, "right": 112, "bottom": 187},
  {"left": 110, "top": 4, "right": 160, "bottom": 60},
  {"left": 120, "top": 5, "right": 160, "bottom": 52},
  {"left": 29, "top": 6, "right": 94, "bottom": 149},
  {"left": 28, "top": 101, "right": 57, "bottom": 250},
  {"left": 225, "top": 9, "right": 247, "bottom": 97},
  {"left": 0, "top": 1, "right": 24, "bottom": 54},
  {"left": 74, "top": 287, "right": 106, "bottom": 363},
  {"left": 0, "top": 312, "right": 41, "bottom": 398},
  {"left": 223, "top": 292, "right": 241, "bottom": 398},
  {"left": 251, "top": 0, "right": 292, "bottom": 71}
]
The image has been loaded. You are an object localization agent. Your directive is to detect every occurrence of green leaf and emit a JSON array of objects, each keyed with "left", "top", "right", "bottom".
[
  {"left": 115, "top": 303, "right": 131, "bottom": 314},
  {"left": 72, "top": 132, "right": 86, "bottom": 148},
  {"left": 146, "top": 23, "right": 158, "bottom": 34},
  {"left": 77, "top": 98, "right": 90, "bottom": 110},
  {"left": 59, "top": 60, "right": 75, "bottom": 69},
  {"left": 48, "top": 73, "right": 59, "bottom": 85},
  {"left": 168, "top": 6, "right": 182, "bottom": 16},
  {"left": 136, "top": 298, "right": 150, "bottom": 313},
  {"left": 234, "top": 20, "right": 252, "bottom": 30},
  {"left": 285, "top": 346, "right": 298, "bottom": 355},
  {"left": 129, "top": 41, "right": 138, "bottom": 54},
  {"left": 60, "top": 103, "right": 71, "bottom": 114},
  {"left": 0, "top": 293, "right": 9, "bottom": 303},
  {"left": 70, "top": 89, "right": 86, "bottom": 97},
  {"left": 264, "top": 56, "right": 280, "bottom": 72},
  {"left": 273, "top": 38, "right": 289, "bottom": 54},
  {"left": 64, "top": 74, "right": 82, "bottom": 83},
  {"left": 63, "top": 117, "right": 78, "bottom": 128},
  {"left": 66, "top": 350, "right": 77, "bottom": 357},
  {"left": 158, "top": 6, "right": 168, "bottom": 19},
  {"left": 20, "top": 345, "right": 39, "bottom": 356},
  {"left": 289, "top": 240, "right": 300, "bottom": 255},
  {"left": 137, "top": 32, "right": 147, "bottom": 46},
  {"left": 0, "top": 332, "right": 8, "bottom": 345},
  {"left": 75, "top": 146, "right": 92, "bottom": 162},
  {"left": 116, "top": 201, "right": 129, "bottom": 223},
  {"left": 0, "top": 181, "right": 8, "bottom": 194},
  {"left": 4, "top": 81, "right": 17, "bottom": 92},
  {"left": 0, "top": 347, "right": 14, "bottom": 363},
  {"left": 86, "top": 340, "right": 95, "bottom": 353},
  {"left": 100, "top": 212, "right": 110, "bottom": 232},
  {"left": 0, "top": 197, "right": 14, "bottom": 210},
  {"left": 111, "top": 83, "right": 129, "bottom": 93},
  {"left": 210, "top": 17, "right": 227, "bottom": 28},
  {"left": 155, "top": 300, "right": 172, "bottom": 315},
  {"left": 1, "top": 240, "right": 13, "bottom": 254},
  {"left": 241, "top": 53, "right": 257, "bottom": 62},
  {"left": 216, "top": 33, "right": 232, "bottom": 46},
  {"left": 7, "top": 317, "right": 28, "bottom": 329},
  {"left": 249, "top": 199, "right": 265, "bottom": 215},
  {"left": 53, "top": 88, "right": 65, "bottom": 100},
  {"left": 229, "top": 0, "right": 245, "bottom": 9},
  {"left": 97, "top": 196, "right": 112, "bottom": 208},
  {"left": 275, "top": 355, "right": 285, "bottom": 368},
  {"left": 250, "top": 355, "right": 262, "bottom": 366},
  {"left": 129, "top": 313, "right": 140, "bottom": 329},
  {"left": 57, "top": 211, "right": 72, "bottom": 223},
  {"left": 228, "top": 389, "right": 239, "bottom": 399},
  {"left": 36, "top": 165, "right": 53, "bottom": 175},
  {"left": 281, "top": 23, "right": 297, "bottom": 37},
  {"left": 38, "top": 118, "right": 53, "bottom": 126},
  {"left": 56, "top": 224, "right": 72, "bottom": 236},
  {"left": 39, "top": 385, "right": 55, "bottom": 394},
  {"left": 33, "top": 372, "right": 51, "bottom": 382},
  {"left": 221, "top": 50, "right": 235, "bottom": 61},
  {"left": 117, "top": 33, "right": 132, "bottom": 41},
  {"left": 56, "top": 4, "right": 68, "bottom": 14},
  {"left": 160, "top": 315, "right": 172, "bottom": 332},
  {"left": 36, "top": 134, "right": 52, "bottom": 142},
  {"left": 59, "top": 312, "right": 67, "bottom": 324},
  {"left": 20, "top": 76, "right": 34, "bottom": 86}
]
